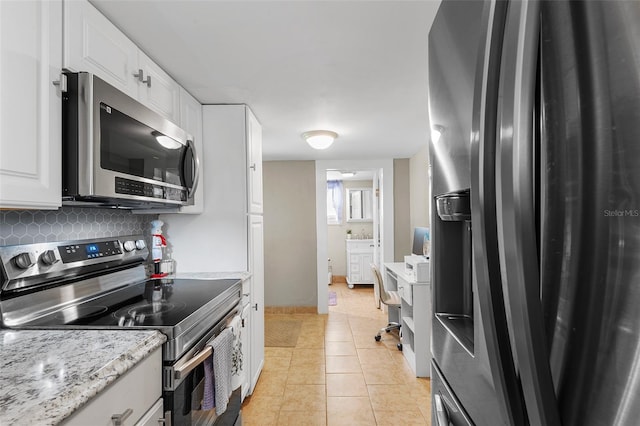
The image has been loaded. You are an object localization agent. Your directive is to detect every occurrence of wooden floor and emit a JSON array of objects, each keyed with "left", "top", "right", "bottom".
[{"left": 241, "top": 282, "right": 432, "bottom": 425}]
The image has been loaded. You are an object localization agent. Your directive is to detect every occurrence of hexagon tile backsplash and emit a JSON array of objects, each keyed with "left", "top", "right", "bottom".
[{"left": 0, "top": 207, "right": 157, "bottom": 246}]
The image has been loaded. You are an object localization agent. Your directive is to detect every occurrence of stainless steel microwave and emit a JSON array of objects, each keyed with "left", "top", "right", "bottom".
[{"left": 62, "top": 72, "right": 200, "bottom": 209}]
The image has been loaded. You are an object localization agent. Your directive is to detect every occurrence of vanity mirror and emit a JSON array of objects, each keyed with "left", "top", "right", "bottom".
[{"left": 346, "top": 188, "right": 373, "bottom": 222}]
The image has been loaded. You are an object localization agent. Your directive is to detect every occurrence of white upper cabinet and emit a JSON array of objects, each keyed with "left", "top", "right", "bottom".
[
  {"left": 63, "top": 0, "right": 180, "bottom": 122},
  {"left": 63, "top": 0, "right": 138, "bottom": 98},
  {"left": 0, "top": 0, "right": 63, "bottom": 209},
  {"left": 246, "top": 108, "right": 263, "bottom": 214},
  {"left": 177, "top": 88, "right": 204, "bottom": 214},
  {"left": 138, "top": 51, "right": 180, "bottom": 123}
]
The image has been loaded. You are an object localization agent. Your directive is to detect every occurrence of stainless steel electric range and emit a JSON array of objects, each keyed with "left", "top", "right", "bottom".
[{"left": 0, "top": 235, "right": 242, "bottom": 425}]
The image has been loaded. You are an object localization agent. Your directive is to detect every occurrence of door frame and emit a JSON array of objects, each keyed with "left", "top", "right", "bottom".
[{"left": 315, "top": 159, "right": 395, "bottom": 314}]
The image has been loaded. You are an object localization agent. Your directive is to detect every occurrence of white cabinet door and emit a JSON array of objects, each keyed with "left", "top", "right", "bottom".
[
  {"left": 248, "top": 214, "right": 264, "bottom": 393},
  {"left": 138, "top": 51, "right": 180, "bottom": 123},
  {"left": 361, "top": 252, "right": 374, "bottom": 283},
  {"left": 246, "top": 108, "right": 263, "bottom": 214},
  {"left": 177, "top": 88, "right": 203, "bottom": 214},
  {"left": 63, "top": 0, "right": 139, "bottom": 98},
  {"left": 64, "top": 0, "right": 180, "bottom": 123},
  {"left": 0, "top": 0, "right": 62, "bottom": 209},
  {"left": 134, "top": 398, "right": 164, "bottom": 426},
  {"left": 64, "top": 348, "right": 162, "bottom": 425},
  {"left": 240, "top": 301, "right": 251, "bottom": 400}
]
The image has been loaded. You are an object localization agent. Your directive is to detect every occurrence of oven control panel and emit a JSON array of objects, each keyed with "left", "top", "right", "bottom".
[
  {"left": 59, "top": 240, "right": 123, "bottom": 263},
  {"left": 0, "top": 235, "right": 149, "bottom": 292}
]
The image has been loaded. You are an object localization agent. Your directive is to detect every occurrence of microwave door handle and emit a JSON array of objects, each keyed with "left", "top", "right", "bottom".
[{"left": 186, "top": 139, "right": 201, "bottom": 199}]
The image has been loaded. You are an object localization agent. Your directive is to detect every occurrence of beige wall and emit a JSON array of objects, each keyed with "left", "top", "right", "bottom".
[
  {"left": 327, "top": 179, "right": 374, "bottom": 276},
  {"left": 393, "top": 159, "right": 411, "bottom": 261},
  {"left": 263, "top": 161, "right": 317, "bottom": 307},
  {"left": 410, "top": 145, "right": 430, "bottom": 231}
]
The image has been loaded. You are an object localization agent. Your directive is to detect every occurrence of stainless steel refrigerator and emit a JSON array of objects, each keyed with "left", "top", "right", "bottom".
[{"left": 428, "top": 1, "right": 640, "bottom": 425}]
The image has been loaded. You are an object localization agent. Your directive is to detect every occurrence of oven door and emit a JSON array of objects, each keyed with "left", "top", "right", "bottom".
[
  {"left": 164, "top": 370, "right": 241, "bottom": 426},
  {"left": 164, "top": 306, "right": 241, "bottom": 426}
]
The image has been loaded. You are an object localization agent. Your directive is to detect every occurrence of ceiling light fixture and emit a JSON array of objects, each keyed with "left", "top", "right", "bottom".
[
  {"left": 302, "top": 130, "right": 338, "bottom": 150},
  {"left": 341, "top": 171, "right": 356, "bottom": 177}
]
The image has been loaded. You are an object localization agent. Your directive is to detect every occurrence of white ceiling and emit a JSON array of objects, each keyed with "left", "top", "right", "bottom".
[{"left": 90, "top": 0, "right": 440, "bottom": 161}]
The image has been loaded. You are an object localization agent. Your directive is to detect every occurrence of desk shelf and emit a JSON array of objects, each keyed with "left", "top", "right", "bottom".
[
  {"left": 402, "top": 316, "right": 415, "bottom": 333},
  {"left": 384, "top": 262, "right": 431, "bottom": 378}
]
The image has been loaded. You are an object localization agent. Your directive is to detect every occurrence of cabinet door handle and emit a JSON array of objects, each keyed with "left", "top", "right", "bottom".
[
  {"left": 111, "top": 408, "right": 133, "bottom": 426},
  {"left": 52, "top": 74, "right": 67, "bottom": 93},
  {"left": 253, "top": 303, "right": 258, "bottom": 311},
  {"left": 134, "top": 69, "right": 152, "bottom": 87},
  {"left": 134, "top": 69, "right": 145, "bottom": 81}
]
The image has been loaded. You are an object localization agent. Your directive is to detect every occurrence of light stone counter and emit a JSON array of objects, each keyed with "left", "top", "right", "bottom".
[
  {"left": 176, "top": 271, "right": 251, "bottom": 281},
  {"left": 0, "top": 329, "right": 166, "bottom": 425}
]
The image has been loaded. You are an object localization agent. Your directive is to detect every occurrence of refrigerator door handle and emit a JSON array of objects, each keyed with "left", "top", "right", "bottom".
[
  {"left": 496, "top": 0, "right": 560, "bottom": 425},
  {"left": 434, "top": 394, "right": 450, "bottom": 426},
  {"left": 470, "top": 0, "right": 527, "bottom": 424}
]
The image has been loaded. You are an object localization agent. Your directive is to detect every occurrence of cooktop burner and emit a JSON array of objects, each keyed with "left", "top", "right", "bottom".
[
  {"left": 115, "top": 301, "right": 183, "bottom": 318},
  {"left": 54, "top": 305, "right": 109, "bottom": 322},
  {"left": 26, "top": 278, "right": 241, "bottom": 328}
]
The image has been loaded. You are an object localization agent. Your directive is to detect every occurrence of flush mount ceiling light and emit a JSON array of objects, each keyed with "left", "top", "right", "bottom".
[
  {"left": 341, "top": 171, "right": 356, "bottom": 177},
  {"left": 302, "top": 130, "right": 338, "bottom": 150}
]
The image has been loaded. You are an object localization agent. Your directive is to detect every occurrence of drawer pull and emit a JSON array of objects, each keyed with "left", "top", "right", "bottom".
[{"left": 111, "top": 408, "right": 133, "bottom": 425}]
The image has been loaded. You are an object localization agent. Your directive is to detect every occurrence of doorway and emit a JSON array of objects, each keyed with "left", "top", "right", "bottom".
[{"left": 315, "top": 159, "right": 395, "bottom": 314}]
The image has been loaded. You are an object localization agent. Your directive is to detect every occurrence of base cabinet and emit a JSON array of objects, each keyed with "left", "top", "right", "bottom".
[
  {"left": 346, "top": 239, "right": 375, "bottom": 288},
  {"left": 62, "top": 348, "right": 162, "bottom": 425}
]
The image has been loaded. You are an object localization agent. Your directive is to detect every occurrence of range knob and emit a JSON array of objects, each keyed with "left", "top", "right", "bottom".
[
  {"left": 123, "top": 241, "right": 136, "bottom": 252},
  {"left": 13, "top": 252, "right": 36, "bottom": 270},
  {"left": 135, "top": 240, "right": 146, "bottom": 250},
  {"left": 40, "top": 249, "right": 59, "bottom": 266}
]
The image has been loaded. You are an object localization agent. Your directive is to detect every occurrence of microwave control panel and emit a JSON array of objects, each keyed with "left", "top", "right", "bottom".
[{"left": 115, "top": 177, "right": 187, "bottom": 202}]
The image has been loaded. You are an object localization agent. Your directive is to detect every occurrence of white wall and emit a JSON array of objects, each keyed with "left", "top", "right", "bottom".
[
  {"left": 394, "top": 158, "right": 411, "bottom": 261},
  {"left": 263, "top": 161, "right": 317, "bottom": 307},
  {"left": 410, "top": 145, "right": 430, "bottom": 230}
]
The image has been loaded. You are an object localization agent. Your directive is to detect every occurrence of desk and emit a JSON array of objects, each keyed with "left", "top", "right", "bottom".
[{"left": 384, "top": 262, "right": 431, "bottom": 377}]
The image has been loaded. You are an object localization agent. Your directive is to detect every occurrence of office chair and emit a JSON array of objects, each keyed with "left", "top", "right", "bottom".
[{"left": 371, "top": 264, "right": 402, "bottom": 351}]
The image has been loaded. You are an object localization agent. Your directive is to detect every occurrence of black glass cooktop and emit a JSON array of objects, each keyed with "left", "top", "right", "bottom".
[{"left": 26, "top": 278, "right": 241, "bottom": 328}]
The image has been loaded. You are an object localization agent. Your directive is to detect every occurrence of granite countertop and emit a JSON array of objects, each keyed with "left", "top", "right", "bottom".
[
  {"left": 176, "top": 271, "right": 251, "bottom": 281},
  {"left": 0, "top": 329, "right": 166, "bottom": 425}
]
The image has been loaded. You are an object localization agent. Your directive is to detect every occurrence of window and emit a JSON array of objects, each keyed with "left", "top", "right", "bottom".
[{"left": 327, "top": 180, "right": 343, "bottom": 225}]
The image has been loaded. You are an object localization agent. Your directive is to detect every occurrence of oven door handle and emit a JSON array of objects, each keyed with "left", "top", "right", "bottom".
[{"left": 174, "top": 345, "right": 212, "bottom": 380}]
